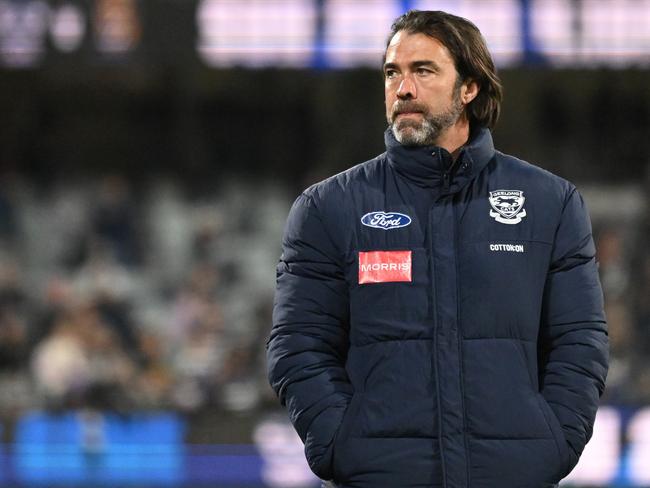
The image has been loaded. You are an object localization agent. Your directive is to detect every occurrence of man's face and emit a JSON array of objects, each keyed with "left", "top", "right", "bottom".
[{"left": 384, "top": 31, "right": 464, "bottom": 146}]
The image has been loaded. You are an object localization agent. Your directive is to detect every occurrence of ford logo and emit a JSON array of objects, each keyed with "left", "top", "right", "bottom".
[{"left": 361, "top": 211, "right": 412, "bottom": 230}]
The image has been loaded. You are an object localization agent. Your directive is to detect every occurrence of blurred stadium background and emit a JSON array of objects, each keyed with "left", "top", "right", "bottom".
[{"left": 0, "top": 0, "right": 648, "bottom": 486}]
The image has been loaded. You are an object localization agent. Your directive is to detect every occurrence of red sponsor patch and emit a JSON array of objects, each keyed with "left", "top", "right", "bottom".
[{"left": 358, "top": 250, "right": 412, "bottom": 284}]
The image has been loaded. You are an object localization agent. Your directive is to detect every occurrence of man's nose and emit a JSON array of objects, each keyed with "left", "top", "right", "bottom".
[{"left": 397, "top": 74, "right": 417, "bottom": 99}]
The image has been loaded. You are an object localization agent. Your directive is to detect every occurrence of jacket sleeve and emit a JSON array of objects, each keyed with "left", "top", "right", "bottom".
[
  {"left": 539, "top": 187, "right": 609, "bottom": 475},
  {"left": 266, "top": 192, "right": 352, "bottom": 480}
]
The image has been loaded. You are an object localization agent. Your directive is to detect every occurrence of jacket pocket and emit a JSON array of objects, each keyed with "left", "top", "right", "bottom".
[
  {"left": 536, "top": 394, "right": 571, "bottom": 477},
  {"left": 331, "top": 391, "right": 362, "bottom": 481}
]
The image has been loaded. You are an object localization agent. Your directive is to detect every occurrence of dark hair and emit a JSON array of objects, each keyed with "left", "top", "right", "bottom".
[{"left": 386, "top": 10, "right": 503, "bottom": 130}]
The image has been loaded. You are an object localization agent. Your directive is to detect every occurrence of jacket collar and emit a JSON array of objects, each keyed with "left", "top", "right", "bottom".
[{"left": 385, "top": 126, "right": 496, "bottom": 193}]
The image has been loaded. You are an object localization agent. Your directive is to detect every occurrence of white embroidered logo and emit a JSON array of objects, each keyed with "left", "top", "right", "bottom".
[{"left": 489, "top": 190, "right": 527, "bottom": 225}]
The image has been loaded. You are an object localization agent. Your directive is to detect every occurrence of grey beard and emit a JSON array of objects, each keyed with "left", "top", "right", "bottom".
[{"left": 390, "top": 99, "right": 463, "bottom": 147}]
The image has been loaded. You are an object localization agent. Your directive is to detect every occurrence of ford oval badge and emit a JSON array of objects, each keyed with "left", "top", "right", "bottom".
[{"left": 361, "top": 211, "right": 412, "bottom": 230}]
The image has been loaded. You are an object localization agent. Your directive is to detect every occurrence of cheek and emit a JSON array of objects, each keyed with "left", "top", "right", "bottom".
[
  {"left": 385, "top": 89, "right": 395, "bottom": 114},
  {"left": 385, "top": 101, "right": 394, "bottom": 121}
]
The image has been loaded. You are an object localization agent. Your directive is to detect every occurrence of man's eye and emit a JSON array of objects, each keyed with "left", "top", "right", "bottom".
[
  {"left": 416, "top": 68, "right": 431, "bottom": 75},
  {"left": 385, "top": 70, "right": 398, "bottom": 79}
]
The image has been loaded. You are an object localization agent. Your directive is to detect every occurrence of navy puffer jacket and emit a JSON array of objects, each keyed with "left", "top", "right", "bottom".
[{"left": 267, "top": 128, "right": 608, "bottom": 488}]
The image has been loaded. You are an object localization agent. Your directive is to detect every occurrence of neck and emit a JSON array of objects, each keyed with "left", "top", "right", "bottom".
[{"left": 436, "top": 117, "right": 471, "bottom": 161}]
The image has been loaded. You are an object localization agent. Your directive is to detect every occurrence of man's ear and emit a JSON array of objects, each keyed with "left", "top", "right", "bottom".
[{"left": 461, "top": 79, "right": 480, "bottom": 105}]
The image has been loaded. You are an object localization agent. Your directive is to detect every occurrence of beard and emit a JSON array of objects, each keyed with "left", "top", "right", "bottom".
[{"left": 388, "top": 88, "right": 464, "bottom": 147}]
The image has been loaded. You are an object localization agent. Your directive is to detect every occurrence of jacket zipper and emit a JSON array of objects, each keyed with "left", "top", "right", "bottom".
[{"left": 453, "top": 198, "right": 471, "bottom": 487}]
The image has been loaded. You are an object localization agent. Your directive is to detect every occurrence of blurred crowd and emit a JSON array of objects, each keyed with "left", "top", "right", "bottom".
[
  {"left": 0, "top": 171, "right": 648, "bottom": 438},
  {"left": 0, "top": 173, "right": 287, "bottom": 430},
  {"left": 594, "top": 191, "right": 650, "bottom": 406}
]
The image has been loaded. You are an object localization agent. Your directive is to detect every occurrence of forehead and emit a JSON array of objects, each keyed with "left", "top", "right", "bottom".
[{"left": 384, "top": 31, "right": 455, "bottom": 68}]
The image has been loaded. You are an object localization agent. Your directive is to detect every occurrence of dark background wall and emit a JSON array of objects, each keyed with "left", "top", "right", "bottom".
[{"left": 2, "top": 67, "right": 649, "bottom": 192}]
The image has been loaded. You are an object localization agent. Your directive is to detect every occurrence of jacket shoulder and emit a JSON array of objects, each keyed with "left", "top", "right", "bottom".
[
  {"left": 493, "top": 151, "right": 576, "bottom": 205},
  {"left": 302, "top": 154, "right": 386, "bottom": 209},
  {"left": 290, "top": 155, "right": 385, "bottom": 259}
]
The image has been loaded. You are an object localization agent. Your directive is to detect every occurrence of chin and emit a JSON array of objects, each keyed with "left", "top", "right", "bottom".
[{"left": 393, "top": 126, "right": 430, "bottom": 146}]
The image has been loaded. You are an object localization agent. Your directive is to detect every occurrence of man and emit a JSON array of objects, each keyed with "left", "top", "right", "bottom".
[{"left": 267, "top": 10, "right": 608, "bottom": 488}]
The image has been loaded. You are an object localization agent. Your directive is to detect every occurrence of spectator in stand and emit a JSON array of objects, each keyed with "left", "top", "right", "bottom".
[
  {"left": 0, "top": 177, "right": 17, "bottom": 248},
  {"left": 0, "top": 308, "right": 28, "bottom": 372},
  {"left": 134, "top": 329, "right": 174, "bottom": 409},
  {"left": 0, "top": 256, "right": 25, "bottom": 311},
  {"left": 594, "top": 226, "right": 634, "bottom": 405},
  {"left": 31, "top": 301, "right": 138, "bottom": 412},
  {"left": 81, "top": 310, "right": 137, "bottom": 412},
  {"left": 31, "top": 311, "right": 90, "bottom": 410},
  {"left": 91, "top": 174, "right": 142, "bottom": 267}
]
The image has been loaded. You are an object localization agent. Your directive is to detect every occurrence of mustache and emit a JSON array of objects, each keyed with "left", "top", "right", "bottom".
[{"left": 391, "top": 101, "right": 428, "bottom": 120}]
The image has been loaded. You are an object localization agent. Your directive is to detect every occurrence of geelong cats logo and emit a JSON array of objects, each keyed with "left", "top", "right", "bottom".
[{"left": 489, "top": 190, "right": 527, "bottom": 225}]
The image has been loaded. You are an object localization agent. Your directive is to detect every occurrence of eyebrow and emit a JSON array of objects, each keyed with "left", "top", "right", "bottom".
[{"left": 383, "top": 60, "right": 440, "bottom": 72}]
